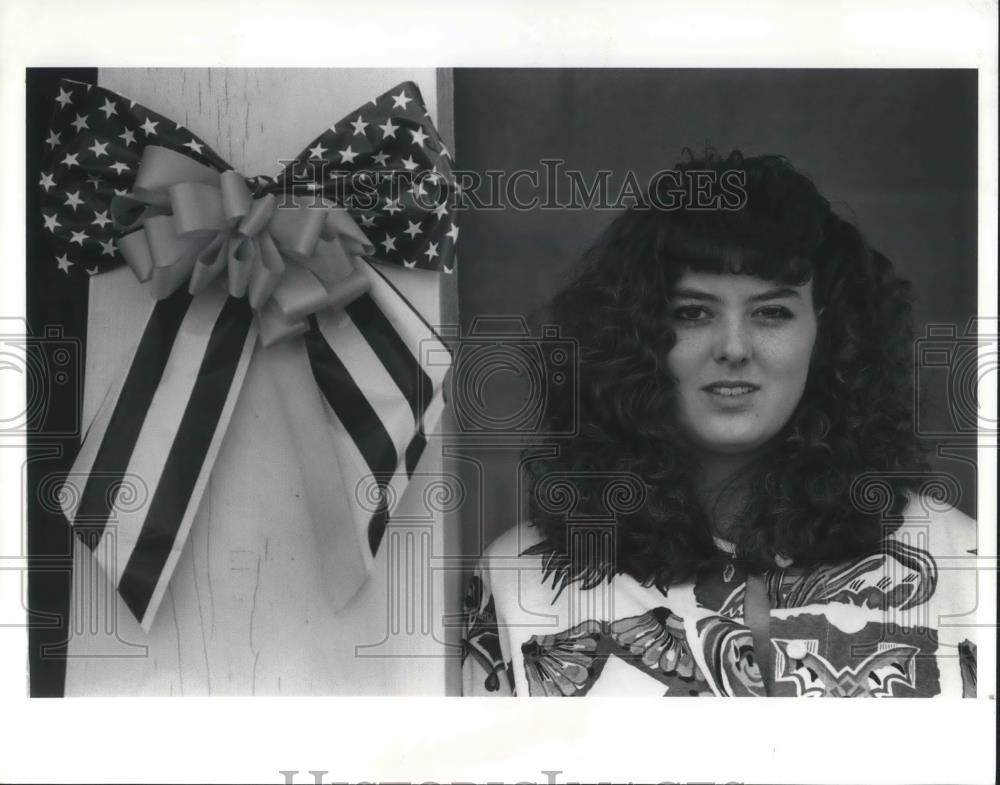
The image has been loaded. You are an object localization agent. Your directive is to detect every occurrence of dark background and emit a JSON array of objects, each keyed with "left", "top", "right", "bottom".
[
  {"left": 26, "top": 68, "right": 97, "bottom": 696},
  {"left": 452, "top": 69, "right": 979, "bottom": 552}
]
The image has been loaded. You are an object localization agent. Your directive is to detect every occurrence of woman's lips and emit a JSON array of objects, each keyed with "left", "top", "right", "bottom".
[
  {"left": 702, "top": 382, "right": 760, "bottom": 396},
  {"left": 701, "top": 382, "right": 760, "bottom": 407}
]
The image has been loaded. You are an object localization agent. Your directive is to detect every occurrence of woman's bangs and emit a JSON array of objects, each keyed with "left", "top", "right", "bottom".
[{"left": 670, "top": 237, "right": 816, "bottom": 285}]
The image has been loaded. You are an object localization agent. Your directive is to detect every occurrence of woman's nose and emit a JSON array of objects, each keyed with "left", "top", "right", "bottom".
[{"left": 712, "top": 317, "right": 752, "bottom": 365}]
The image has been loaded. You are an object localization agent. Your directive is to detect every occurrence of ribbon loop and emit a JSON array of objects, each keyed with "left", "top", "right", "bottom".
[
  {"left": 269, "top": 204, "right": 327, "bottom": 261},
  {"left": 190, "top": 233, "right": 229, "bottom": 294},
  {"left": 227, "top": 234, "right": 256, "bottom": 298},
  {"left": 220, "top": 170, "right": 253, "bottom": 224},
  {"left": 132, "top": 145, "right": 221, "bottom": 202},
  {"left": 238, "top": 194, "right": 277, "bottom": 238},
  {"left": 110, "top": 195, "right": 165, "bottom": 233},
  {"left": 272, "top": 261, "right": 333, "bottom": 321},
  {"left": 248, "top": 232, "right": 286, "bottom": 310},
  {"left": 117, "top": 229, "right": 155, "bottom": 282},
  {"left": 168, "top": 181, "right": 227, "bottom": 235}
]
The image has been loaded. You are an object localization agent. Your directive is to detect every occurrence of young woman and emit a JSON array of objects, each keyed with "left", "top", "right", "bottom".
[{"left": 461, "top": 151, "right": 978, "bottom": 697}]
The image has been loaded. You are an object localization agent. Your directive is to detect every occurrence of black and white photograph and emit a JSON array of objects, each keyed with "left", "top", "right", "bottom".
[{"left": 2, "top": 3, "right": 997, "bottom": 784}]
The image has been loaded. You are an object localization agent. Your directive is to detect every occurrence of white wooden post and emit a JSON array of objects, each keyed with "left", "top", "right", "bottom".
[{"left": 64, "top": 68, "right": 458, "bottom": 696}]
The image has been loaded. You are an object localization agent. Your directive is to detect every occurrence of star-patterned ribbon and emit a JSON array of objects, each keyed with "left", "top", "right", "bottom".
[{"left": 39, "top": 79, "right": 458, "bottom": 280}]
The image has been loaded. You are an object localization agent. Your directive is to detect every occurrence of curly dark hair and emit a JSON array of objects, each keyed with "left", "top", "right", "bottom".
[{"left": 523, "top": 149, "right": 927, "bottom": 594}]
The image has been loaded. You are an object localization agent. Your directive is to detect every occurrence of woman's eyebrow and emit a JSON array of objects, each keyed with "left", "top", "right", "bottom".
[
  {"left": 669, "top": 288, "right": 721, "bottom": 302},
  {"left": 669, "top": 286, "right": 802, "bottom": 303},
  {"left": 747, "top": 287, "right": 801, "bottom": 303}
]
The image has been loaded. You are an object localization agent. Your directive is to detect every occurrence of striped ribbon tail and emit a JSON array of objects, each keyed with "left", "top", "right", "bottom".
[
  {"left": 274, "top": 261, "right": 451, "bottom": 599},
  {"left": 60, "top": 286, "right": 258, "bottom": 631}
]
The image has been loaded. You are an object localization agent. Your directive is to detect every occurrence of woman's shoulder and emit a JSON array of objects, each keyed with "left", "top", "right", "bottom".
[
  {"left": 896, "top": 491, "right": 978, "bottom": 555},
  {"left": 473, "top": 523, "right": 558, "bottom": 609},
  {"left": 479, "top": 521, "right": 546, "bottom": 565}
]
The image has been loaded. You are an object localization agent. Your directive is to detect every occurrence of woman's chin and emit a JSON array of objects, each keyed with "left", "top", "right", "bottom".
[{"left": 691, "top": 429, "right": 773, "bottom": 457}]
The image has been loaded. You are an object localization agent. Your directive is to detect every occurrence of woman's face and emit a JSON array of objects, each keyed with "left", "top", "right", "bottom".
[{"left": 666, "top": 271, "right": 818, "bottom": 457}]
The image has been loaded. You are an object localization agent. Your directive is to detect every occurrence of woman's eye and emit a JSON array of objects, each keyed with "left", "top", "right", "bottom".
[
  {"left": 753, "top": 305, "right": 794, "bottom": 322},
  {"left": 672, "top": 305, "right": 711, "bottom": 322}
]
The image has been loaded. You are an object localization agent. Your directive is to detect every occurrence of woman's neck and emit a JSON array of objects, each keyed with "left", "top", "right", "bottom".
[{"left": 694, "top": 451, "right": 761, "bottom": 542}]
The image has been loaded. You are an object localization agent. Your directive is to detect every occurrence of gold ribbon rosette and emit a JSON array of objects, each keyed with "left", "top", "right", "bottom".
[{"left": 111, "top": 145, "right": 373, "bottom": 347}]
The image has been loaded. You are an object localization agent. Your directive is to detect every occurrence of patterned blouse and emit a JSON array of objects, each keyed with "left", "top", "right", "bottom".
[{"left": 461, "top": 496, "right": 978, "bottom": 697}]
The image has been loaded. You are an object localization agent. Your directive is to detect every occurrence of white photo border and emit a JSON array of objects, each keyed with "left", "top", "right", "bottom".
[{"left": 1, "top": 2, "right": 996, "bottom": 784}]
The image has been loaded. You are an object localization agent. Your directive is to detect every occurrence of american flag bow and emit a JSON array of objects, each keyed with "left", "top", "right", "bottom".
[{"left": 38, "top": 78, "right": 457, "bottom": 631}]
